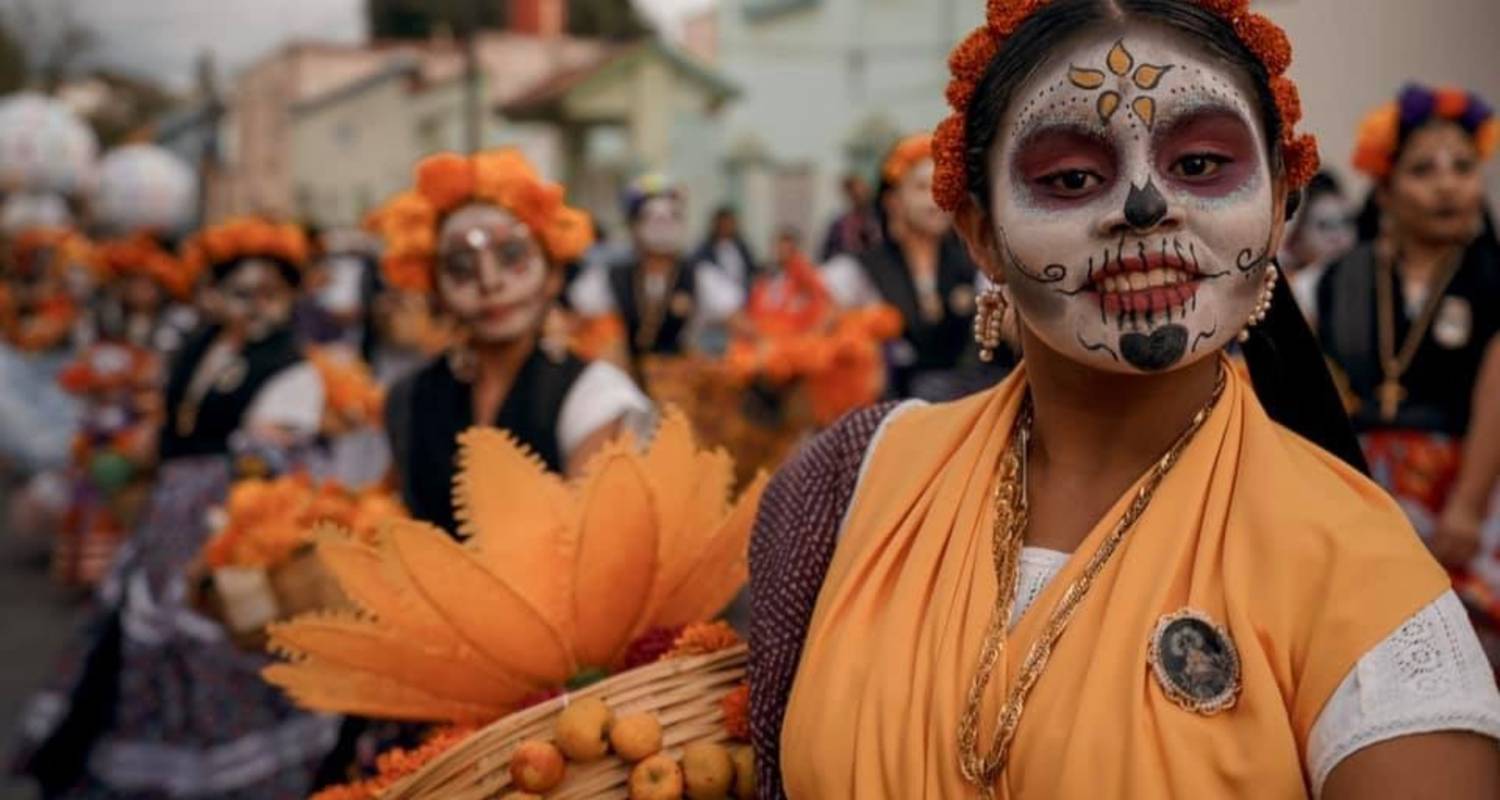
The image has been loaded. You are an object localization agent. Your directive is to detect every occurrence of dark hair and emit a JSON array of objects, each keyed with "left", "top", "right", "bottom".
[
  {"left": 210, "top": 256, "right": 303, "bottom": 289},
  {"left": 962, "top": 0, "right": 1366, "bottom": 471},
  {"left": 964, "top": 0, "right": 1285, "bottom": 212}
]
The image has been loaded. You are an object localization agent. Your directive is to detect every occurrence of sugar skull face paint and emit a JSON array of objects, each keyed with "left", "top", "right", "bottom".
[
  {"left": 437, "top": 203, "right": 555, "bottom": 344},
  {"left": 634, "top": 195, "right": 687, "bottom": 257},
  {"left": 985, "top": 22, "right": 1279, "bottom": 374}
]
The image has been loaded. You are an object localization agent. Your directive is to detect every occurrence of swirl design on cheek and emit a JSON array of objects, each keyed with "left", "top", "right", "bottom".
[
  {"left": 1235, "top": 236, "right": 1274, "bottom": 274},
  {"left": 998, "top": 226, "right": 1068, "bottom": 285},
  {"left": 1078, "top": 331, "right": 1120, "bottom": 362},
  {"left": 1191, "top": 323, "right": 1220, "bottom": 353}
]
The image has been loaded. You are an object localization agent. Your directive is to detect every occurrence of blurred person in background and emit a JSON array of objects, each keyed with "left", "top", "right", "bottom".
[
  {"left": 819, "top": 172, "right": 881, "bottom": 261},
  {"left": 13, "top": 218, "right": 335, "bottom": 800},
  {"left": 376, "top": 150, "right": 652, "bottom": 537},
  {"left": 691, "top": 205, "right": 758, "bottom": 290},
  {"left": 821, "top": 134, "right": 983, "bottom": 400},
  {"left": 1281, "top": 171, "right": 1356, "bottom": 324},
  {"left": 568, "top": 174, "right": 744, "bottom": 367},
  {"left": 1319, "top": 84, "right": 1500, "bottom": 661}
]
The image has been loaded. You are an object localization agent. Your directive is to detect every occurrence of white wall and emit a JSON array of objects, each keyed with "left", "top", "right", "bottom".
[{"left": 1271, "top": 0, "right": 1500, "bottom": 200}]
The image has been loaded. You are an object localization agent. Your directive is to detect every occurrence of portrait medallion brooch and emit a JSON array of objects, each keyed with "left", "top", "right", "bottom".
[{"left": 1148, "top": 608, "right": 1241, "bottom": 715}]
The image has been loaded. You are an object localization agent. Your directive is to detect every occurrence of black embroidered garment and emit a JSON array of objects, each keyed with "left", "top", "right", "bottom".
[
  {"left": 858, "top": 236, "right": 981, "bottom": 398},
  {"left": 158, "top": 326, "right": 304, "bottom": 460},
  {"left": 607, "top": 258, "right": 699, "bottom": 358},
  {"left": 386, "top": 349, "right": 588, "bottom": 536},
  {"left": 1319, "top": 236, "right": 1500, "bottom": 435}
]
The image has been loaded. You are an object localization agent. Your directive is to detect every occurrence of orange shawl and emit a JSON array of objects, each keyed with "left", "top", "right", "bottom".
[{"left": 782, "top": 362, "right": 1446, "bottom": 798}]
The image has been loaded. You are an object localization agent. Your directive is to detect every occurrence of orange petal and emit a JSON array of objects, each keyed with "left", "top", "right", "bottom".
[
  {"left": 1097, "top": 92, "right": 1121, "bottom": 124},
  {"left": 314, "top": 528, "right": 465, "bottom": 648},
  {"left": 1068, "top": 66, "right": 1105, "bottom": 90},
  {"left": 655, "top": 472, "right": 769, "bottom": 628},
  {"left": 266, "top": 612, "right": 531, "bottom": 708},
  {"left": 389, "top": 519, "right": 574, "bottom": 684},
  {"left": 263, "top": 662, "right": 502, "bottom": 723},
  {"left": 454, "top": 428, "right": 576, "bottom": 633},
  {"left": 1131, "top": 96, "right": 1156, "bottom": 129},
  {"left": 1106, "top": 40, "right": 1133, "bottom": 76},
  {"left": 1133, "top": 63, "right": 1171, "bottom": 90},
  {"left": 572, "top": 451, "right": 660, "bottom": 668}
]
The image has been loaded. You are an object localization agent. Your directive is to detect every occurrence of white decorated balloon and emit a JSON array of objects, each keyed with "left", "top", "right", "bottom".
[
  {"left": 94, "top": 143, "right": 197, "bottom": 235},
  {"left": 0, "top": 92, "right": 98, "bottom": 196}
]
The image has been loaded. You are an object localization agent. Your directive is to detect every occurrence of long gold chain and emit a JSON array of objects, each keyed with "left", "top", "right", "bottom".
[
  {"left": 957, "top": 366, "right": 1227, "bottom": 799},
  {"left": 1374, "top": 249, "right": 1462, "bottom": 421}
]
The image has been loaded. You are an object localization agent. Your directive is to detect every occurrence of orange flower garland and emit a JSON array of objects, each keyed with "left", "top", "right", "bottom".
[
  {"left": 371, "top": 148, "right": 594, "bottom": 294},
  {"left": 721, "top": 682, "right": 751, "bottom": 741},
  {"left": 933, "top": 0, "right": 1317, "bottom": 211},
  {"left": 308, "top": 724, "right": 479, "bottom": 800},
  {"left": 202, "top": 475, "right": 401, "bottom": 570},
  {"left": 180, "top": 217, "right": 310, "bottom": 278},
  {"left": 95, "top": 233, "right": 198, "bottom": 299}
]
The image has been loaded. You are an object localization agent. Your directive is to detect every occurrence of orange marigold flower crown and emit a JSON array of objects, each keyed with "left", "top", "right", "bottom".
[
  {"left": 1353, "top": 84, "right": 1498, "bottom": 179},
  {"left": 95, "top": 233, "right": 197, "bottom": 300},
  {"left": 882, "top": 133, "right": 935, "bottom": 184},
  {"left": 371, "top": 148, "right": 595, "bottom": 294},
  {"left": 8, "top": 227, "right": 94, "bottom": 278},
  {"left": 180, "top": 217, "right": 311, "bottom": 280},
  {"left": 933, "top": 0, "right": 1318, "bottom": 212}
]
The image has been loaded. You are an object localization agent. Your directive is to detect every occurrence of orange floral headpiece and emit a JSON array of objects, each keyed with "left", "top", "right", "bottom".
[
  {"left": 882, "top": 133, "right": 935, "bottom": 184},
  {"left": 1353, "top": 84, "right": 1498, "bottom": 179},
  {"left": 95, "top": 233, "right": 197, "bottom": 299},
  {"left": 372, "top": 148, "right": 595, "bottom": 294},
  {"left": 933, "top": 0, "right": 1317, "bottom": 212},
  {"left": 181, "top": 217, "right": 310, "bottom": 280},
  {"left": 8, "top": 227, "right": 93, "bottom": 278}
]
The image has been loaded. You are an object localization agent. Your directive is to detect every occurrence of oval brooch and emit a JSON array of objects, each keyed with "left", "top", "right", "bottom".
[{"left": 1148, "top": 608, "right": 1241, "bottom": 715}]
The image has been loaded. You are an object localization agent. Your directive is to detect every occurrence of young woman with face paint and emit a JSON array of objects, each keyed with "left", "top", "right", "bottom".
[
  {"left": 1319, "top": 85, "right": 1500, "bottom": 664},
  {"left": 822, "top": 134, "right": 991, "bottom": 400},
  {"left": 14, "top": 218, "right": 341, "bottom": 799},
  {"left": 378, "top": 150, "right": 652, "bottom": 537},
  {"left": 747, "top": 3, "right": 1500, "bottom": 798},
  {"left": 567, "top": 175, "right": 746, "bottom": 368}
]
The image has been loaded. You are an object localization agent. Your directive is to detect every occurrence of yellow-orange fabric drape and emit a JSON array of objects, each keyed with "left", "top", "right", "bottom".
[{"left": 781, "top": 361, "right": 1447, "bottom": 798}]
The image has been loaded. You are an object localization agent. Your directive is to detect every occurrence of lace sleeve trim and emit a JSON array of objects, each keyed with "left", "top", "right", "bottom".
[{"left": 1308, "top": 590, "right": 1500, "bottom": 795}]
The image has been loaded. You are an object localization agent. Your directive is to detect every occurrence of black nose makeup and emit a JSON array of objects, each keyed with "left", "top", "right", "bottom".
[{"left": 1124, "top": 180, "right": 1169, "bottom": 230}]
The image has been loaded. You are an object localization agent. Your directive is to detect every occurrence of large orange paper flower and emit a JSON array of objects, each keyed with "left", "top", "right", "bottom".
[{"left": 264, "top": 410, "right": 767, "bottom": 723}]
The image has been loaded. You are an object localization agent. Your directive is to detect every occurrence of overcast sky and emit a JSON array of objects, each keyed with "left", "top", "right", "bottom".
[{"left": 2, "top": 0, "right": 712, "bottom": 91}]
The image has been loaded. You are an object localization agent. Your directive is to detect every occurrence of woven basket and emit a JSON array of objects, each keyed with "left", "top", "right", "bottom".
[{"left": 383, "top": 644, "right": 748, "bottom": 800}]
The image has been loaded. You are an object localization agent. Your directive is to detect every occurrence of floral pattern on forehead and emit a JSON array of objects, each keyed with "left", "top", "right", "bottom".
[
  {"left": 933, "top": 0, "right": 1317, "bottom": 213},
  {"left": 368, "top": 149, "right": 594, "bottom": 294}
]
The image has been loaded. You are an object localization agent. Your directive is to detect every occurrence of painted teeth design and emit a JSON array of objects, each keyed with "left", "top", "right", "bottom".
[{"left": 1096, "top": 270, "right": 1193, "bottom": 292}]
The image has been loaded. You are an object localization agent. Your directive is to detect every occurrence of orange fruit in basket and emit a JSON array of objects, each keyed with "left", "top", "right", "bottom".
[
  {"left": 610, "top": 712, "right": 664, "bottom": 762},
  {"left": 509, "top": 739, "right": 565, "bottom": 792},
  {"left": 555, "top": 697, "right": 613, "bottom": 762},
  {"left": 731, "top": 746, "right": 757, "bottom": 799},
  {"left": 682, "top": 742, "right": 734, "bottom": 799},
  {"left": 630, "top": 753, "right": 685, "bottom": 800}
]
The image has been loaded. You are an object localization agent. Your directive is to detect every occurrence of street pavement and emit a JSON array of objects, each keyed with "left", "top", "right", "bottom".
[{"left": 0, "top": 492, "right": 87, "bottom": 800}]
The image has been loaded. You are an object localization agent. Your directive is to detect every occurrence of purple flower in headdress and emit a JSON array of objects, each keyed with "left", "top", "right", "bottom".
[
  {"left": 1460, "top": 94, "right": 1494, "bottom": 132},
  {"left": 1397, "top": 84, "right": 1436, "bottom": 128}
]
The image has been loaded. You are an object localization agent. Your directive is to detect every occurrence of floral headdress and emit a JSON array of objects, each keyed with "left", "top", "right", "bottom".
[
  {"left": 1353, "top": 84, "right": 1498, "bottom": 179},
  {"left": 882, "top": 133, "right": 935, "bottom": 185},
  {"left": 933, "top": 0, "right": 1318, "bottom": 212},
  {"left": 180, "top": 217, "right": 311, "bottom": 280},
  {"left": 7, "top": 227, "right": 93, "bottom": 278},
  {"left": 95, "top": 233, "right": 197, "bottom": 300},
  {"left": 372, "top": 149, "right": 594, "bottom": 294}
]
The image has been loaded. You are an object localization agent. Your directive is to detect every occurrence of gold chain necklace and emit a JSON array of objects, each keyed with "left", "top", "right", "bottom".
[
  {"left": 957, "top": 366, "right": 1227, "bottom": 799},
  {"left": 1374, "top": 249, "right": 1463, "bottom": 422}
]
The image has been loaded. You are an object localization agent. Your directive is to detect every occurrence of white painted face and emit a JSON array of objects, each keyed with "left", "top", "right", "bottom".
[
  {"left": 634, "top": 195, "right": 686, "bottom": 257},
  {"left": 986, "top": 22, "right": 1278, "bottom": 373},
  {"left": 1290, "top": 193, "right": 1355, "bottom": 269},
  {"left": 436, "top": 203, "right": 555, "bottom": 344}
]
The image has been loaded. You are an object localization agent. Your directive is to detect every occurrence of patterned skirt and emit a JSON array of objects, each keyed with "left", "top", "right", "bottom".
[
  {"left": 14, "top": 456, "right": 339, "bottom": 798},
  {"left": 1363, "top": 430, "right": 1500, "bottom": 666}
]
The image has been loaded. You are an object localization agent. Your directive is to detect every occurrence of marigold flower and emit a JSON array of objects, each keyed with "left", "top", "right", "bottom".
[
  {"left": 882, "top": 133, "right": 934, "bottom": 184},
  {"left": 932, "top": 113, "right": 970, "bottom": 212},
  {"left": 415, "top": 152, "right": 475, "bottom": 214},
  {"left": 1232, "top": 13, "right": 1292, "bottom": 76},
  {"left": 1270, "top": 76, "right": 1302, "bottom": 128},
  {"left": 1282, "top": 133, "right": 1321, "bottom": 189},
  {"left": 1434, "top": 87, "right": 1469, "bottom": 119},
  {"left": 665, "top": 621, "right": 742, "bottom": 659},
  {"left": 722, "top": 683, "right": 750, "bottom": 741}
]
